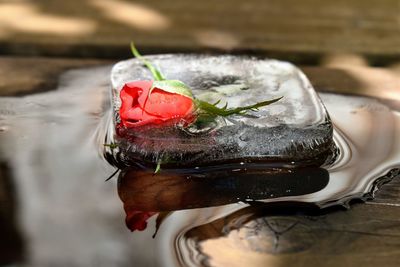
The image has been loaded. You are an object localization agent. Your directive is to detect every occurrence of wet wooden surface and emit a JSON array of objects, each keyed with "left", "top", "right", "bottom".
[
  {"left": 0, "top": 56, "right": 399, "bottom": 266},
  {"left": 1, "top": 55, "right": 399, "bottom": 101},
  {"left": 197, "top": 201, "right": 400, "bottom": 267},
  {"left": 0, "top": 57, "right": 107, "bottom": 96}
]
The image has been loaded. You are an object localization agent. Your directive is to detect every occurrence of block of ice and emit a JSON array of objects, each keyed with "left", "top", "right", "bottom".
[{"left": 109, "top": 55, "right": 334, "bottom": 168}]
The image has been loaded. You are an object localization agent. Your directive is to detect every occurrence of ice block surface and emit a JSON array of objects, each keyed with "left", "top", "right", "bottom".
[{"left": 110, "top": 55, "right": 334, "bottom": 167}]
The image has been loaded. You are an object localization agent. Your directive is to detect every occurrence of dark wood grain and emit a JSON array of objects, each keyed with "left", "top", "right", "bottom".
[
  {"left": 371, "top": 174, "right": 400, "bottom": 205},
  {"left": 2, "top": 56, "right": 400, "bottom": 100},
  {"left": 197, "top": 201, "right": 400, "bottom": 267},
  {"left": 186, "top": 175, "right": 400, "bottom": 267},
  {"left": 0, "top": 57, "right": 107, "bottom": 96}
]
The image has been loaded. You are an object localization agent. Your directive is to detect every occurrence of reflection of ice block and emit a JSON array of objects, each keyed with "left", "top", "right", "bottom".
[{"left": 110, "top": 55, "right": 334, "bottom": 168}]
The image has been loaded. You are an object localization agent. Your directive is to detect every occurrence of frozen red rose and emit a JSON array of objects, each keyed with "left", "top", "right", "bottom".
[{"left": 119, "top": 80, "right": 195, "bottom": 128}]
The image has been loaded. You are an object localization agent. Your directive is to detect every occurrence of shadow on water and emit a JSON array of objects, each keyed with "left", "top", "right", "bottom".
[
  {"left": 0, "top": 162, "right": 25, "bottom": 265},
  {"left": 119, "top": 166, "right": 329, "bottom": 212},
  {"left": 118, "top": 166, "right": 329, "bottom": 233}
]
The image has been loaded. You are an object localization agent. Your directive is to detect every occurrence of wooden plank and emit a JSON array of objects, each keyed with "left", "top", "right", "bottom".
[
  {"left": 0, "top": 0, "right": 399, "bottom": 61},
  {"left": 371, "top": 176, "right": 400, "bottom": 205},
  {"left": 192, "top": 182, "right": 400, "bottom": 267},
  {"left": 2, "top": 55, "right": 399, "bottom": 103},
  {"left": 0, "top": 57, "right": 107, "bottom": 96}
]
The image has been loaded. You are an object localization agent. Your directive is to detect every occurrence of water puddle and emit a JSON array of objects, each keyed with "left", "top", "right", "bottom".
[{"left": 0, "top": 65, "right": 399, "bottom": 266}]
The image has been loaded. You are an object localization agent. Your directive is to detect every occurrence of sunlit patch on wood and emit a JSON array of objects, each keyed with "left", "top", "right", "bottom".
[
  {"left": 0, "top": 2, "right": 96, "bottom": 36},
  {"left": 89, "top": 0, "right": 170, "bottom": 31},
  {"left": 193, "top": 30, "right": 240, "bottom": 50}
]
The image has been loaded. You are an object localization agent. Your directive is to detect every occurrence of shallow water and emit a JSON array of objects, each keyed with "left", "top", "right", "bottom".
[{"left": 0, "top": 65, "right": 399, "bottom": 266}]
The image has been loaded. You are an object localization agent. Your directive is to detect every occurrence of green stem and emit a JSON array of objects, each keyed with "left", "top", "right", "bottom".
[
  {"left": 104, "top": 143, "right": 118, "bottom": 149},
  {"left": 195, "top": 96, "right": 283, "bottom": 117},
  {"left": 130, "top": 42, "right": 165, "bottom": 81},
  {"left": 154, "top": 161, "right": 161, "bottom": 174}
]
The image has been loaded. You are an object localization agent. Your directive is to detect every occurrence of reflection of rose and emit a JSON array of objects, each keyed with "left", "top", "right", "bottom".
[
  {"left": 125, "top": 210, "right": 157, "bottom": 231},
  {"left": 119, "top": 81, "right": 195, "bottom": 128},
  {"left": 118, "top": 168, "right": 330, "bottom": 212}
]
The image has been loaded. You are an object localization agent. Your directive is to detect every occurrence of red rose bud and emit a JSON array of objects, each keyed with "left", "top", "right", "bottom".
[
  {"left": 119, "top": 80, "right": 195, "bottom": 128},
  {"left": 120, "top": 43, "right": 282, "bottom": 130}
]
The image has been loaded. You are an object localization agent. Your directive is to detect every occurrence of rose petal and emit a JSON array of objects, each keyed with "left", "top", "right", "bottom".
[
  {"left": 122, "top": 107, "right": 165, "bottom": 127},
  {"left": 121, "top": 106, "right": 155, "bottom": 122},
  {"left": 120, "top": 80, "right": 154, "bottom": 127},
  {"left": 125, "top": 80, "right": 152, "bottom": 93},
  {"left": 139, "top": 88, "right": 194, "bottom": 118},
  {"left": 120, "top": 81, "right": 152, "bottom": 115}
]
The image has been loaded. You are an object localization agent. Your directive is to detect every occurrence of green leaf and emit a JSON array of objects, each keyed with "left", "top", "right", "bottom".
[
  {"left": 103, "top": 143, "right": 118, "bottom": 149},
  {"left": 195, "top": 96, "right": 283, "bottom": 117},
  {"left": 130, "top": 42, "right": 165, "bottom": 81},
  {"left": 154, "top": 162, "right": 161, "bottom": 174},
  {"left": 151, "top": 80, "right": 194, "bottom": 99},
  {"left": 105, "top": 168, "right": 120, "bottom": 181}
]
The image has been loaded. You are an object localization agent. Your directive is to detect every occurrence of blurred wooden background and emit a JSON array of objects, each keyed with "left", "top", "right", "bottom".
[{"left": 0, "top": 0, "right": 399, "bottom": 63}]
